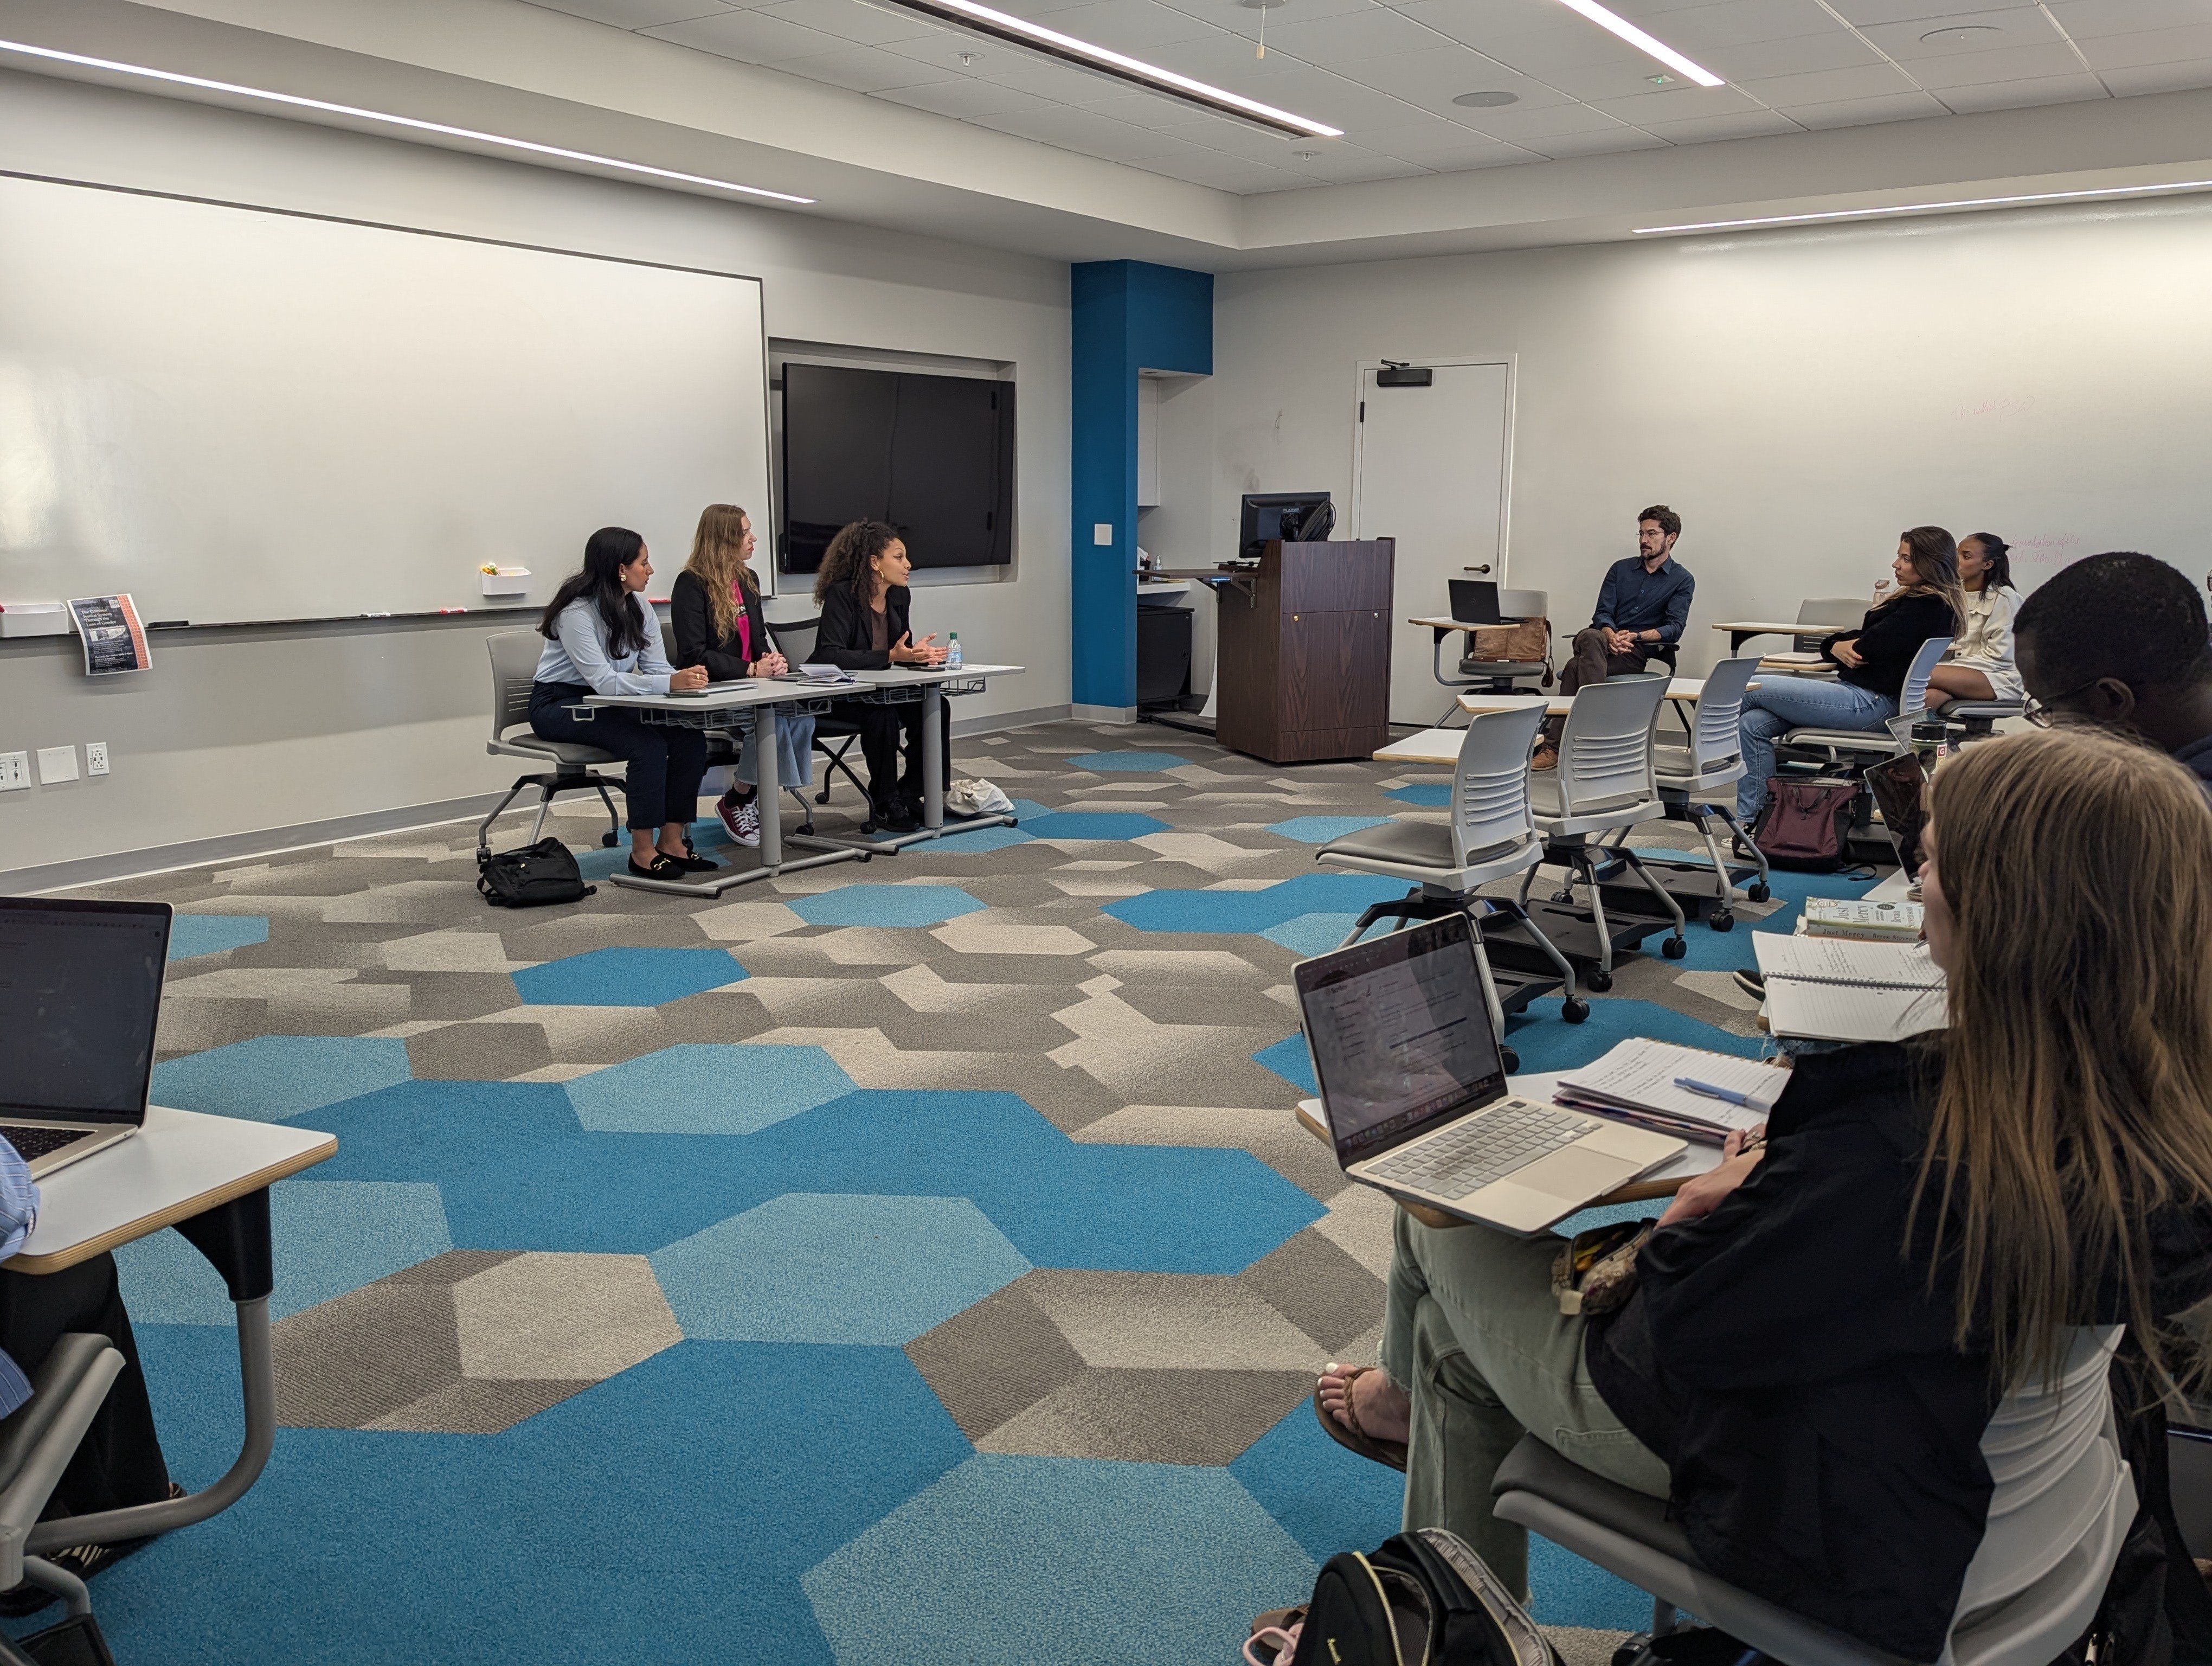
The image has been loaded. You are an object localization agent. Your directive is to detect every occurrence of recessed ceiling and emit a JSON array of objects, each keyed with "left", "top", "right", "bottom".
[{"left": 524, "top": 0, "right": 2212, "bottom": 194}]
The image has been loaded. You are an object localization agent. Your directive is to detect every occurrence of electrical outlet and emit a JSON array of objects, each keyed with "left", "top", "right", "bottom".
[
  {"left": 85, "top": 741, "right": 109, "bottom": 777},
  {"left": 0, "top": 753, "right": 25, "bottom": 792},
  {"left": 36, "top": 745, "right": 78, "bottom": 785}
]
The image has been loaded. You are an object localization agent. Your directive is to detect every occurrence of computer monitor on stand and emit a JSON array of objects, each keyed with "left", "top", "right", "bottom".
[{"left": 1239, "top": 492, "right": 1334, "bottom": 561}]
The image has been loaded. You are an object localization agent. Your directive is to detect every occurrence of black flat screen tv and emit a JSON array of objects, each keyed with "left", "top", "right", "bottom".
[{"left": 779, "top": 362, "right": 1016, "bottom": 573}]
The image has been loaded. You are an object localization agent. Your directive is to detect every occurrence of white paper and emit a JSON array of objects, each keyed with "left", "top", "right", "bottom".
[
  {"left": 1753, "top": 936, "right": 1941, "bottom": 988},
  {"left": 1557, "top": 1039, "right": 1786, "bottom": 1130},
  {"left": 1767, "top": 981, "right": 1948, "bottom": 1043}
]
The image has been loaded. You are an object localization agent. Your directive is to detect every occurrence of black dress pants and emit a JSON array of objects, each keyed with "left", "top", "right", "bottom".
[
  {"left": 529, "top": 682, "right": 708, "bottom": 830},
  {"left": 0, "top": 1255, "right": 170, "bottom": 1522},
  {"left": 839, "top": 696, "right": 953, "bottom": 810}
]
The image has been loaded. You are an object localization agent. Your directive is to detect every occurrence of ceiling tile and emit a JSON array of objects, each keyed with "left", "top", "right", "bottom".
[
  {"left": 2099, "top": 56, "right": 2212, "bottom": 94},
  {"left": 642, "top": 7, "right": 844, "bottom": 59},
  {"left": 1394, "top": 0, "right": 1649, "bottom": 72},
  {"left": 1398, "top": 138, "right": 1535, "bottom": 169},
  {"left": 1277, "top": 150, "right": 1436, "bottom": 182},
  {"left": 1327, "top": 49, "right": 1580, "bottom": 116},
  {"left": 1153, "top": 113, "right": 1315, "bottom": 159},
  {"left": 1634, "top": 107, "right": 1806, "bottom": 138},
  {"left": 1139, "top": 33, "right": 1320, "bottom": 82},
  {"left": 1734, "top": 60, "right": 1917, "bottom": 102},
  {"left": 1460, "top": 100, "right": 1635, "bottom": 138},
  {"left": 1069, "top": 87, "right": 1249, "bottom": 126},
  {"left": 1933, "top": 69, "right": 2109, "bottom": 108},
  {"left": 1585, "top": 82, "right": 1763, "bottom": 120},
  {"left": 1824, "top": 0, "right": 2039, "bottom": 24},
  {"left": 522, "top": 0, "right": 740, "bottom": 27},
  {"left": 1349, "top": 118, "right": 1530, "bottom": 156},
  {"left": 1632, "top": 0, "right": 1855, "bottom": 50},
  {"left": 982, "top": 0, "right": 1111, "bottom": 17},
  {"left": 1545, "top": 58, "right": 1727, "bottom": 100},
  {"left": 972, "top": 54, "right": 1136, "bottom": 100},
  {"left": 2079, "top": 22, "right": 2212, "bottom": 67},
  {"left": 969, "top": 102, "right": 1200, "bottom": 158},
  {"left": 1149, "top": 0, "right": 1384, "bottom": 24},
  {"left": 874, "top": 31, "right": 997, "bottom": 73},
  {"left": 1859, "top": 7, "right": 2060, "bottom": 54},
  {"left": 1527, "top": 125, "right": 1673, "bottom": 156},
  {"left": 1777, "top": 86, "right": 1951, "bottom": 123},
  {"left": 1694, "top": 30, "right": 1886, "bottom": 80},
  {"left": 1900, "top": 42, "right": 2089, "bottom": 84},
  {"left": 871, "top": 76, "right": 1056, "bottom": 113},
  {"left": 750, "top": 0, "right": 943, "bottom": 44},
  {"left": 760, "top": 41, "right": 951, "bottom": 85},
  {"left": 1236, "top": 65, "right": 1437, "bottom": 126},
  {"left": 1025, "top": 1, "right": 1223, "bottom": 51},
  {"left": 2046, "top": 0, "right": 2212, "bottom": 39},
  {"left": 1245, "top": 8, "right": 1443, "bottom": 63}
]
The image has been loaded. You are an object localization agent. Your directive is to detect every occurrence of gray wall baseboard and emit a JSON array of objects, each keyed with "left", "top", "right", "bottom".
[{"left": 6, "top": 707, "right": 1080, "bottom": 894}]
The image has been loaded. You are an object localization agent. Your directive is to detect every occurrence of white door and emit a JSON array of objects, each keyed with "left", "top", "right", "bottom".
[{"left": 1352, "top": 361, "right": 1513, "bottom": 727}]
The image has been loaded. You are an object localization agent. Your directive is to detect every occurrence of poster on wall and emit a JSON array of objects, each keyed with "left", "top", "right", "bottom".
[{"left": 67, "top": 594, "right": 152, "bottom": 676}]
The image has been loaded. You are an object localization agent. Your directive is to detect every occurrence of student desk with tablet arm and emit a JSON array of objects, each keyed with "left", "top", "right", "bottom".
[{"left": 5, "top": 1107, "right": 337, "bottom": 1557}]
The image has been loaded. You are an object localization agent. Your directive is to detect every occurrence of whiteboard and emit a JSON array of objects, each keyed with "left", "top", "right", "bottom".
[{"left": 0, "top": 175, "right": 770, "bottom": 624}]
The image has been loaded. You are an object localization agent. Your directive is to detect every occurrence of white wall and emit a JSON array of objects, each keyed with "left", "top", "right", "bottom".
[
  {"left": 0, "top": 69, "right": 1070, "bottom": 882},
  {"left": 1167, "top": 197, "right": 2212, "bottom": 678}
]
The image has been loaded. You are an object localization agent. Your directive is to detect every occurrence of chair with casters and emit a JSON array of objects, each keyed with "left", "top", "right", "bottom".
[
  {"left": 1930, "top": 693, "right": 2027, "bottom": 740},
  {"left": 1521, "top": 675, "right": 1686, "bottom": 991},
  {"left": 1314, "top": 705, "right": 1587, "bottom": 1073},
  {"left": 1650, "top": 656, "right": 1771, "bottom": 932},
  {"left": 0, "top": 1331, "right": 131, "bottom": 1664},
  {"left": 1776, "top": 637, "right": 1953, "bottom": 772},
  {"left": 768, "top": 614, "right": 874, "bottom": 823},
  {"left": 478, "top": 630, "right": 622, "bottom": 853},
  {"left": 1492, "top": 1324, "right": 2137, "bottom": 1666},
  {"left": 1431, "top": 587, "right": 1552, "bottom": 721}
]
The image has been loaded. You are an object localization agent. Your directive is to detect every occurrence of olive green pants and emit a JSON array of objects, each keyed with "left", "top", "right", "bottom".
[{"left": 1378, "top": 1208, "right": 1671, "bottom": 1601}]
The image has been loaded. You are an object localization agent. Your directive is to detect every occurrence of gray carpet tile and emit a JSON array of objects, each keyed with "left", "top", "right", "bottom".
[
  {"left": 272, "top": 1283, "right": 460, "bottom": 1430},
  {"left": 369, "top": 1377, "right": 599, "bottom": 1435},
  {"left": 975, "top": 1367, "right": 1314, "bottom": 1465},
  {"left": 904, "top": 1280, "right": 1088, "bottom": 1443},
  {"left": 407, "top": 1021, "right": 554, "bottom": 1082},
  {"left": 381, "top": 1250, "right": 524, "bottom": 1285},
  {"left": 1238, "top": 1231, "right": 1390, "bottom": 1358}
]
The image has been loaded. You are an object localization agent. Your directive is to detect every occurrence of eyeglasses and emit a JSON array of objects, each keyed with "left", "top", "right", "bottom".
[{"left": 2023, "top": 678, "right": 2109, "bottom": 728}]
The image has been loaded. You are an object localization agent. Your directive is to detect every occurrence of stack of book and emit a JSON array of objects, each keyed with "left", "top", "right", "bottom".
[
  {"left": 1754, "top": 935, "right": 1946, "bottom": 1042},
  {"left": 1554, "top": 1039, "right": 1791, "bottom": 1145},
  {"left": 1802, "top": 898, "right": 1924, "bottom": 942}
]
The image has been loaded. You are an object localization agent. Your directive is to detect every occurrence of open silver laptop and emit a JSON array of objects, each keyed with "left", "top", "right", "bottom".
[
  {"left": 0, "top": 896, "right": 169, "bottom": 1177},
  {"left": 1294, "top": 914, "right": 1683, "bottom": 1233}
]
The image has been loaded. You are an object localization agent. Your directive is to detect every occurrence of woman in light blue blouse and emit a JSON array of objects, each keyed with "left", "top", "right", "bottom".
[{"left": 529, "top": 527, "right": 716, "bottom": 881}]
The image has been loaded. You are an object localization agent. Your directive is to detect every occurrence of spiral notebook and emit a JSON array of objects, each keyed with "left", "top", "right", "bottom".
[{"left": 1754, "top": 935, "right": 1946, "bottom": 1043}]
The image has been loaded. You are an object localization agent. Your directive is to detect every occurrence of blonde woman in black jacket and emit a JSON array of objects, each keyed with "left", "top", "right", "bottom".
[
  {"left": 812, "top": 520, "right": 948, "bottom": 832},
  {"left": 670, "top": 505, "right": 813, "bottom": 848}
]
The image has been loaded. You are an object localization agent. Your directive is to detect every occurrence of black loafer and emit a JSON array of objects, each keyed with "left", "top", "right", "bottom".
[
  {"left": 667, "top": 849, "right": 721, "bottom": 873},
  {"left": 627, "top": 855, "right": 686, "bottom": 880}
]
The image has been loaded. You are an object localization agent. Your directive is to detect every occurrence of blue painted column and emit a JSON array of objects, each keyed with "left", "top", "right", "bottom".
[{"left": 1070, "top": 261, "right": 1212, "bottom": 716}]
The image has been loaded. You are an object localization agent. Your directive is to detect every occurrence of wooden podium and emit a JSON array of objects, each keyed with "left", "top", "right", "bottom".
[{"left": 1215, "top": 539, "right": 1393, "bottom": 764}]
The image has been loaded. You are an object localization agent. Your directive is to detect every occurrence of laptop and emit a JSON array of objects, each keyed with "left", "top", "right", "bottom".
[
  {"left": 1294, "top": 914, "right": 1683, "bottom": 1233},
  {"left": 0, "top": 897, "right": 171, "bottom": 1177},
  {"left": 1448, "top": 579, "right": 1504, "bottom": 626}
]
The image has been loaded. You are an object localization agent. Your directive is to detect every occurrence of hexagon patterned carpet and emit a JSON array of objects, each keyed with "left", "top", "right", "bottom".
[{"left": 35, "top": 720, "right": 1879, "bottom": 1665}]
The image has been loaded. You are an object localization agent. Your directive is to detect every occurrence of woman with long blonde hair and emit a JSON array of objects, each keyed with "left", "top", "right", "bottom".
[
  {"left": 1306, "top": 726, "right": 2212, "bottom": 1661},
  {"left": 668, "top": 504, "right": 815, "bottom": 847},
  {"left": 1732, "top": 524, "right": 1964, "bottom": 824}
]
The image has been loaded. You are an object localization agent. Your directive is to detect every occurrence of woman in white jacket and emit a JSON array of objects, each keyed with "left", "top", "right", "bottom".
[{"left": 1927, "top": 531, "right": 2024, "bottom": 704}]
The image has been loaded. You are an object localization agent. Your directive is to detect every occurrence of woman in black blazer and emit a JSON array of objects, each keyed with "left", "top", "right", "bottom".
[
  {"left": 813, "top": 520, "right": 949, "bottom": 832},
  {"left": 670, "top": 504, "right": 812, "bottom": 848}
]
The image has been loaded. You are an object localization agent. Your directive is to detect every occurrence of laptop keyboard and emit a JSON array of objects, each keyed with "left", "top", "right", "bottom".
[
  {"left": 1362, "top": 1100, "right": 1596, "bottom": 1199},
  {"left": 0, "top": 1126, "right": 97, "bottom": 1163}
]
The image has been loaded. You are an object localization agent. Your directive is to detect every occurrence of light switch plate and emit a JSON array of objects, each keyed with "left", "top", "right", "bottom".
[
  {"left": 0, "top": 753, "right": 25, "bottom": 791},
  {"left": 36, "top": 745, "right": 79, "bottom": 784}
]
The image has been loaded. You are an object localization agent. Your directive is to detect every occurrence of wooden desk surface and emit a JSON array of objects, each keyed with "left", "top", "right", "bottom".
[
  {"left": 1711, "top": 620, "right": 1816, "bottom": 636},
  {"left": 1407, "top": 614, "right": 1540, "bottom": 633},
  {"left": 1455, "top": 676, "right": 1706, "bottom": 719},
  {"left": 1296, "top": 1070, "right": 1721, "bottom": 1229},
  {"left": 1374, "top": 726, "right": 1470, "bottom": 765},
  {"left": 9, "top": 1106, "right": 337, "bottom": 1275}
]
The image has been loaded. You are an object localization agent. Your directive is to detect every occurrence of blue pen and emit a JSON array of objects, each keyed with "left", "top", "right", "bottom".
[{"left": 1674, "top": 1076, "right": 1756, "bottom": 1107}]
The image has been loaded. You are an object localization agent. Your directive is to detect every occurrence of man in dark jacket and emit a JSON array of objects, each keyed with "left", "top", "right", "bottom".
[
  {"left": 1535, "top": 505, "right": 1694, "bottom": 768},
  {"left": 2015, "top": 551, "right": 2212, "bottom": 793}
]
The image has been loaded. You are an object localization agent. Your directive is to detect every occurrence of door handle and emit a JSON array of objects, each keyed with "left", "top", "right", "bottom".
[{"left": 1464, "top": 564, "right": 1492, "bottom": 574}]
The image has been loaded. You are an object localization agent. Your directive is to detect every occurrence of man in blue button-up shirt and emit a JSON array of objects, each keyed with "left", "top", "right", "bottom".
[{"left": 1536, "top": 505, "right": 1695, "bottom": 768}]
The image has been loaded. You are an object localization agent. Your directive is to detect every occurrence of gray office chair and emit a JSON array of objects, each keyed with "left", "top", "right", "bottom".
[
  {"left": 1650, "top": 657, "right": 1771, "bottom": 931},
  {"left": 1433, "top": 587, "right": 1553, "bottom": 720},
  {"left": 1494, "top": 1325, "right": 2134, "bottom": 1666},
  {"left": 478, "top": 630, "right": 622, "bottom": 851},
  {"left": 0, "top": 1332, "right": 128, "bottom": 1657},
  {"left": 768, "top": 614, "right": 872, "bottom": 816},
  {"left": 1777, "top": 636, "right": 1952, "bottom": 768},
  {"left": 656, "top": 620, "right": 820, "bottom": 838},
  {"left": 1314, "top": 706, "right": 1587, "bottom": 1072},
  {"left": 1523, "top": 675, "right": 1687, "bottom": 989},
  {"left": 1930, "top": 692, "right": 2027, "bottom": 739}
]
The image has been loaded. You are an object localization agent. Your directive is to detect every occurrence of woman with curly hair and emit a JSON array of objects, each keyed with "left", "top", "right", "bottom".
[{"left": 813, "top": 520, "right": 949, "bottom": 832}]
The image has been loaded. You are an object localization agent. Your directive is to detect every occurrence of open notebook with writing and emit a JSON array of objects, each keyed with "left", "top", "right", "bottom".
[
  {"left": 1754, "top": 935, "right": 1946, "bottom": 1043},
  {"left": 1554, "top": 1039, "right": 1790, "bottom": 1145}
]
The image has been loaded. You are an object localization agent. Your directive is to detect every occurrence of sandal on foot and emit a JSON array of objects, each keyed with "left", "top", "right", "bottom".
[
  {"left": 1313, "top": 1365, "right": 1408, "bottom": 1472},
  {"left": 1245, "top": 1610, "right": 1306, "bottom": 1666}
]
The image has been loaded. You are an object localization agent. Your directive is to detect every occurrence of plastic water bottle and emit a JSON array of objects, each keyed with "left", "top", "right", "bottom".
[{"left": 946, "top": 631, "right": 963, "bottom": 670}]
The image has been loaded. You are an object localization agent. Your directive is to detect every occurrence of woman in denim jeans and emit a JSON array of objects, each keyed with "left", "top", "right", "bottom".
[{"left": 1735, "top": 526, "right": 1964, "bottom": 824}]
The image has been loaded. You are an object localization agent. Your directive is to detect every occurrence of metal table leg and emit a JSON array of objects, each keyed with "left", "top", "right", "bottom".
[{"left": 27, "top": 1193, "right": 279, "bottom": 1552}]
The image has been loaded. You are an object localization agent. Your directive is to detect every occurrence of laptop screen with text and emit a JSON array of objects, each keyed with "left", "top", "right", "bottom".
[
  {"left": 1294, "top": 915, "right": 1505, "bottom": 1163},
  {"left": 0, "top": 900, "right": 171, "bottom": 1122}
]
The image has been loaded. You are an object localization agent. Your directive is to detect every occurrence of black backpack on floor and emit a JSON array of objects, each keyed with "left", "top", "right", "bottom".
[
  {"left": 477, "top": 836, "right": 595, "bottom": 908},
  {"left": 1293, "top": 1529, "right": 1560, "bottom": 1666}
]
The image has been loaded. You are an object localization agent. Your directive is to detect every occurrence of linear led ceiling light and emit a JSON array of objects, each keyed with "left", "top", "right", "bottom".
[
  {"left": 869, "top": 0, "right": 1342, "bottom": 138},
  {"left": 1635, "top": 177, "right": 2212, "bottom": 235},
  {"left": 0, "top": 37, "right": 816, "bottom": 204},
  {"left": 1549, "top": 0, "right": 1722, "bottom": 88}
]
